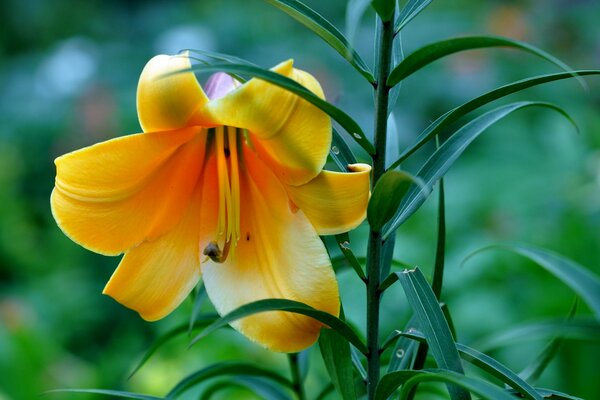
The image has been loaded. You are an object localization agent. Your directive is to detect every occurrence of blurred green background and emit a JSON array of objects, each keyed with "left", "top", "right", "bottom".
[{"left": 1, "top": 0, "right": 599, "bottom": 399}]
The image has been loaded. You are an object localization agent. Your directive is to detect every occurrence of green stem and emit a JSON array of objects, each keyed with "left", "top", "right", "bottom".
[
  {"left": 288, "top": 353, "right": 306, "bottom": 400},
  {"left": 366, "top": 16, "right": 395, "bottom": 400}
]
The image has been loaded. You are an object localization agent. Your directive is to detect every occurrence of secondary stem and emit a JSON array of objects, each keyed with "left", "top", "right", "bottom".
[
  {"left": 288, "top": 353, "right": 306, "bottom": 400},
  {"left": 366, "top": 16, "right": 394, "bottom": 400}
]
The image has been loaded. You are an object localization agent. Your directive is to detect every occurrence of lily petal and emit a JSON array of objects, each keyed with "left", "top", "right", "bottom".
[
  {"left": 286, "top": 163, "right": 372, "bottom": 235},
  {"left": 103, "top": 164, "right": 219, "bottom": 320},
  {"left": 137, "top": 52, "right": 208, "bottom": 132},
  {"left": 194, "top": 60, "right": 331, "bottom": 186},
  {"left": 51, "top": 127, "right": 204, "bottom": 256},
  {"left": 202, "top": 148, "right": 340, "bottom": 352}
]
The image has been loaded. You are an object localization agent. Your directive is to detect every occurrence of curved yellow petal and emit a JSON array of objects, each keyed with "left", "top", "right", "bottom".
[
  {"left": 137, "top": 52, "right": 208, "bottom": 132},
  {"left": 51, "top": 127, "right": 205, "bottom": 256},
  {"left": 193, "top": 60, "right": 331, "bottom": 186},
  {"left": 286, "top": 163, "right": 372, "bottom": 235},
  {"left": 202, "top": 149, "right": 340, "bottom": 352},
  {"left": 103, "top": 167, "right": 219, "bottom": 320}
]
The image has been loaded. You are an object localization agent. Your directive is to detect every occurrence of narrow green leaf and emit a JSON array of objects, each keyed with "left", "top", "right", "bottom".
[
  {"left": 186, "top": 63, "right": 374, "bottom": 154},
  {"left": 397, "top": 330, "right": 542, "bottom": 400},
  {"left": 466, "top": 244, "right": 600, "bottom": 319},
  {"left": 129, "top": 314, "right": 218, "bottom": 379},
  {"left": 397, "top": 370, "right": 516, "bottom": 400},
  {"left": 374, "top": 370, "right": 422, "bottom": 400},
  {"left": 394, "top": 0, "right": 433, "bottom": 33},
  {"left": 474, "top": 319, "right": 600, "bottom": 352},
  {"left": 350, "top": 346, "right": 368, "bottom": 381},
  {"left": 431, "top": 138, "right": 446, "bottom": 299},
  {"left": 508, "top": 388, "right": 584, "bottom": 400},
  {"left": 368, "top": 170, "right": 425, "bottom": 232},
  {"left": 200, "top": 377, "right": 292, "bottom": 400},
  {"left": 387, "top": 35, "right": 581, "bottom": 87},
  {"left": 396, "top": 268, "right": 469, "bottom": 400},
  {"left": 389, "top": 70, "right": 600, "bottom": 170},
  {"left": 371, "top": 0, "right": 396, "bottom": 21},
  {"left": 319, "top": 329, "right": 358, "bottom": 400},
  {"left": 386, "top": 316, "right": 418, "bottom": 372},
  {"left": 44, "top": 389, "right": 162, "bottom": 400},
  {"left": 331, "top": 128, "right": 359, "bottom": 172},
  {"left": 336, "top": 233, "right": 366, "bottom": 281},
  {"left": 383, "top": 101, "right": 576, "bottom": 238},
  {"left": 189, "top": 298, "right": 367, "bottom": 354},
  {"left": 263, "top": 0, "right": 374, "bottom": 82},
  {"left": 166, "top": 361, "right": 293, "bottom": 399},
  {"left": 520, "top": 300, "right": 577, "bottom": 383},
  {"left": 188, "top": 283, "right": 208, "bottom": 334}
]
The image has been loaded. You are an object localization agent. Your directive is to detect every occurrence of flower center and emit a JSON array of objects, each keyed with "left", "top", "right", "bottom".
[{"left": 204, "top": 125, "right": 242, "bottom": 263}]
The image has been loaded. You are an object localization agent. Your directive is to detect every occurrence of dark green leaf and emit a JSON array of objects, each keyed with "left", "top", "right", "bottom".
[
  {"left": 186, "top": 63, "right": 375, "bottom": 154},
  {"left": 466, "top": 244, "right": 600, "bottom": 319},
  {"left": 336, "top": 233, "right": 366, "bottom": 280},
  {"left": 397, "top": 370, "right": 516, "bottom": 400},
  {"left": 350, "top": 346, "right": 368, "bottom": 381},
  {"left": 389, "top": 70, "right": 600, "bottom": 170},
  {"left": 188, "top": 284, "right": 208, "bottom": 334},
  {"left": 319, "top": 329, "right": 358, "bottom": 400},
  {"left": 374, "top": 370, "right": 422, "bottom": 400},
  {"left": 387, "top": 35, "right": 581, "bottom": 87},
  {"left": 315, "top": 383, "right": 335, "bottom": 400},
  {"left": 199, "top": 377, "right": 291, "bottom": 400},
  {"left": 395, "top": 268, "right": 469, "bottom": 400},
  {"left": 129, "top": 314, "right": 218, "bottom": 379},
  {"left": 44, "top": 389, "right": 162, "bottom": 400},
  {"left": 431, "top": 139, "right": 445, "bottom": 299},
  {"left": 510, "top": 388, "right": 584, "bottom": 400},
  {"left": 383, "top": 101, "right": 576, "bottom": 238},
  {"left": 368, "top": 170, "right": 424, "bottom": 232},
  {"left": 396, "top": 330, "right": 542, "bottom": 400},
  {"left": 394, "top": 0, "right": 433, "bottom": 33},
  {"left": 474, "top": 319, "right": 600, "bottom": 352},
  {"left": 166, "top": 361, "right": 293, "bottom": 399},
  {"left": 189, "top": 298, "right": 367, "bottom": 354},
  {"left": 263, "top": 0, "right": 374, "bottom": 82},
  {"left": 331, "top": 128, "right": 360, "bottom": 172},
  {"left": 371, "top": 0, "right": 395, "bottom": 21}
]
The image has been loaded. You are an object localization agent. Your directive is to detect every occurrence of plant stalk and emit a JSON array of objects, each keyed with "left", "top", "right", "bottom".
[
  {"left": 366, "top": 16, "right": 395, "bottom": 400},
  {"left": 288, "top": 353, "right": 306, "bottom": 400}
]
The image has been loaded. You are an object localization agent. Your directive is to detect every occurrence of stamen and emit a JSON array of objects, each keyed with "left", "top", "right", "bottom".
[
  {"left": 215, "top": 126, "right": 233, "bottom": 240},
  {"left": 228, "top": 126, "right": 241, "bottom": 242},
  {"left": 203, "top": 240, "right": 231, "bottom": 263}
]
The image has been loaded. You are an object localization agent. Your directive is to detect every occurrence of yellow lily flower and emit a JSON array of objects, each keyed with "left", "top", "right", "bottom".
[{"left": 50, "top": 53, "right": 371, "bottom": 352}]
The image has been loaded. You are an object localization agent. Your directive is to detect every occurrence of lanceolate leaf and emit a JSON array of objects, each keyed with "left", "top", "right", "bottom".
[
  {"left": 129, "top": 314, "right": 219, "bottom": 378},
  {"left": 186, "top": 63, "right": 375, "bottom": 154},
  {"left": 375, "top": 370, "right": 514, "bottom": 400},
  {"left": 382, "top": 101, "right": 575, "bottom": 238},
  {"left": 396, "top": 268, "right": 469, "bottom": 400},
  {"left": 189, "top": 298, "right": 367, "bottom": 354},
  {"left": 398, "top": 331, "right": 543, "bottom": 400},
  {"left": 166, "top": 362, "right": 293, "bottom": 399},
  {"left": 346, "top": 0, "right": 372, "bottom": 51},
  {"left": 389, "top": 70, "right": 600, "bottom": 170},
  {"left": 200, "top": 377, "right": 291, "bottom": 400},
  {"left": 319, "top": 329, "right": 358, "bottom": 400},
  {"left": 398, "top": 370, "right": 516, "bottom": 400},
  {"left": 394, "top": 0, "right": 433, "bottom": 33},
  {"left": 44, "top": 389, "right": 162, "bottom": 400},
  {"left": 466, "top": 244, "right": 600, "bottom": 319},
  {"left": 336, "top": 233, "right": 366, "bottom": 280},
  {"left": 263, "top": 0, "right": 374, "bottom": 82},
  {"left": 387, "top": 35, "right": 581, "bottom": 87}
]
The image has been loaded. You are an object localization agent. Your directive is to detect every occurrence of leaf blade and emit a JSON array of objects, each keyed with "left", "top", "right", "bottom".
[
  {"left": 263, "top": 0, "right": 374, "bottom": 82},
  {"left": 319, "top": 329, "right": 358, "bottom": 400},
  {"left": 387, "top": 35, "right": 581, "bottom": 87},
  {"left": 189, "top": 298, "right": 367, "bottom": 354}
]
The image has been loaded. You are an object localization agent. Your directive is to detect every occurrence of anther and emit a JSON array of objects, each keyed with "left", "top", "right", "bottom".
[{"left": 203, "top": 240, "right": 231, "bottom": 263}]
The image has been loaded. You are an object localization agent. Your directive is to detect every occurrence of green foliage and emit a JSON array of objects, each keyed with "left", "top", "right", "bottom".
[
  {"left": 371, "top": 0, "right": 395, "bottom": 22},
  {"left": 318, "top": 329, "right": 357, "bottom": 400},
  {"left": 262, "top": 0, "right": 375, "bottom": 82},
  {"left": 394, "top": 0, "right": 433, "bottom": 33},
  {"left": 367, "top": 170, "right": 420, "bottom": 231}
]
